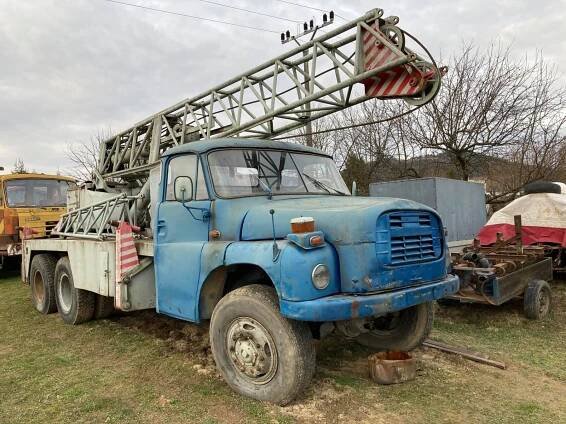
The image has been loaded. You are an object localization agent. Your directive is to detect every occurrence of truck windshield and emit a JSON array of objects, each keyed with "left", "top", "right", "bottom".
[
  {"left": 4, "top": 179, "right": 72, "bottom": 207},
  {"left": 208, "top": 149, "right": 350, "bottom": 198}
]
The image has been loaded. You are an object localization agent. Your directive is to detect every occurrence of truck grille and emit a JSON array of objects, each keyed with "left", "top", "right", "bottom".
[{"left": 377, "top": 211, "right": 442, "bottom": 266}]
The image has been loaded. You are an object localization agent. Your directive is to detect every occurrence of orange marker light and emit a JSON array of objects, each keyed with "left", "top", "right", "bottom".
[{"left": 309, "top": 235, "right": 324, "bottom": 246}]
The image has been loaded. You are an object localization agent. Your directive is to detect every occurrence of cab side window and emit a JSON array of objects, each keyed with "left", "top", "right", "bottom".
[{"left": 165, "top": 154, "right": 209, "bottom": 201}]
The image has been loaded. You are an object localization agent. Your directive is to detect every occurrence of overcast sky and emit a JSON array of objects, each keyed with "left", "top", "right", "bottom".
[{"left": 1, "top": 0, "right": 565, "bottom": 175}]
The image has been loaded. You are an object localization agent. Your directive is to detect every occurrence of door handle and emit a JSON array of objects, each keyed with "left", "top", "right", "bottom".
[{"left": 156, "top": 220, "right": 167, "bottom": 237}]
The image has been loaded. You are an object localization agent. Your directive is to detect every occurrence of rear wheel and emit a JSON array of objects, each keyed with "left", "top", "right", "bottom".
[
  {"left": 54, "top": 257, "right": 95, "bottom": 325},
  {"left": 524, "top": 280, "right": 552, "bottom": 320},
  {"left": 29, "top": 254, "right": 58, "bottom": 314},
  {"left": 355, "top": 302, "right": 434, "bottom": 351},
  {"left": 210, "top": 285, "right": 315, "bottom": 405}
]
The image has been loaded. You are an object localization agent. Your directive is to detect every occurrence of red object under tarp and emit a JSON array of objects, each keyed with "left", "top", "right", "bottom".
[{"left": 477, "top": 224, "right": 566, "bottom": 247}]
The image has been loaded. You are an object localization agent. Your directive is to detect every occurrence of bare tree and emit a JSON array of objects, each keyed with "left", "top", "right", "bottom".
[
  {"left": 404, "top": 43, "right": 546, "bottom": 181},
  {"left": 484, "top": 58, "right": 566, "bottom": 204},
  {"left": 66, "top": 131, "right": 108, "bottom": 182},
  {"left": 12, "top": 158, "right": 28, "bottom": 173}
]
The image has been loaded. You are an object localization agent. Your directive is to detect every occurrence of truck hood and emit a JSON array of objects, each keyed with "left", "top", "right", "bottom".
[{"left": 240, "top": 195, "right": 436, "bottom": 243}]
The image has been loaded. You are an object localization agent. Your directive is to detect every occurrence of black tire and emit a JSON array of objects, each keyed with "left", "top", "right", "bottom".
[
  {"left": 210, "top": 285, "right": 315, "bottom": 405},
  {"left": 93, "top": 295, "right": 115, "bottom": 320},
  {"left": 54, "top": 257, "right": 95, "bottom": 325},
  {"left": 524, "top": 280, "right": 552, "bottom": 320},
  {"left": 355, "top": 302, "right": 434, "bottom": 351},
  {"left": 523, "top": 181, "right": 561, "bottom": 195},
  {"left": 29, "top": 254, "right": 58, "bottom": 314}
]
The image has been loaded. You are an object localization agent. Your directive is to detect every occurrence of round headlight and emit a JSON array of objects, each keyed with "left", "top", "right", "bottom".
[{"left": 311, "top": 264, "right": 330, "bottom": 290}]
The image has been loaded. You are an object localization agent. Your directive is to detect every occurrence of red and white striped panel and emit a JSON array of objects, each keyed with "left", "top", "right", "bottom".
[
  {"left": 362, "top": 21, "right": 423, "bottom": 98},
  {"left": 115, "top": 221, "right": 139, "bottom": 283}
]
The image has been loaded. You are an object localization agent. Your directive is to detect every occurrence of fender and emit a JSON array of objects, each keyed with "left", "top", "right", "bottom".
[{"left": 195, "top": 239, "right": 341, "bottom": 321}]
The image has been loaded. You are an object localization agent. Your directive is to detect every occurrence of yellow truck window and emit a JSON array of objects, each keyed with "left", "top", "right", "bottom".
[{"left": 4, "top": 179, "right": 71, "bottom": 207}]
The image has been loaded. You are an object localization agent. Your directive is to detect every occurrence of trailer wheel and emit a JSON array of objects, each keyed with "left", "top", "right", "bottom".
[
  {"left": 93, "top": 295, "right": 115, "bottom": 320},
  {"left": 210, "top": 285, "right": 315, "bottom": 405},
  {"left": 54, "top": 257, "right": 95, "bottom": 325},
  {"left": 355, "top": 302, "right": 434, "bottom": 351},
  {"left": 29, "top": 254, "right": 58, "bottom": 314},
  {"left": 524, "top": 280, "right": 552, "bottom": 320}
]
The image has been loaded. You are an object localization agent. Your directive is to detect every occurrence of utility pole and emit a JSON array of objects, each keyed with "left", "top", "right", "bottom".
[{"left": 281, "top": 12, "right": 335, "bottom": 147}]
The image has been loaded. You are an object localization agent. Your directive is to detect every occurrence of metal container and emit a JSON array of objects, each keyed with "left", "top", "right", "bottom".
[
  {"left": 369, "top": 177, "right": 487, "bottom": 242},
  {"left": 368, "top": 351, "right": 416, "bottom": 384}
]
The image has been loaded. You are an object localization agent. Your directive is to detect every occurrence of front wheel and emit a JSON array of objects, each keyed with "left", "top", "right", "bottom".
[
  {"left": 355, "top": 302, "right": 434, "bottom": 351},
  {"left": 210, "top": 285, "right": 315, "bottom": 405}
]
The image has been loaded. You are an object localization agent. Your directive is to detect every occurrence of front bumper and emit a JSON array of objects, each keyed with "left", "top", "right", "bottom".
[{"left": 280, "top": 274, "right": 460, "bottom": 322}]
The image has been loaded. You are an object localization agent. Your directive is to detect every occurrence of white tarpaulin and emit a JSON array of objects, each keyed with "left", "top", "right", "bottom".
[{"left": 486, "top": 193, "right": 566, "bottom": 229}]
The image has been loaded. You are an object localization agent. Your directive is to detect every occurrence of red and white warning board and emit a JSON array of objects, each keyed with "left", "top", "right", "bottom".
[
  {"left": 362, "top": 21, "right": 426, "bottom": 98},
  {"left": 115, "top": 221, "right": 139, "bottom": 282}
]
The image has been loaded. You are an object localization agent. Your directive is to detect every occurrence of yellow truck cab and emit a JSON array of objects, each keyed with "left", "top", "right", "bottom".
[{"left": 0, "top": 173, "right": 75, "bottom": 265}]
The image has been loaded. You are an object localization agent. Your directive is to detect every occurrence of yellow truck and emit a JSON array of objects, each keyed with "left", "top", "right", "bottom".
[{"left": 0, "top": 172, "right": 75, "bottom": 268}]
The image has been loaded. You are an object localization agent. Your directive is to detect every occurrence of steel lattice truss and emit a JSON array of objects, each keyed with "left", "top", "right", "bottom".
[
  {"left": 96, "top": 8, "right": 437, "bottom": 186},
  {"left": 52, "top": 193, "right": 138, "bottom": 239}
]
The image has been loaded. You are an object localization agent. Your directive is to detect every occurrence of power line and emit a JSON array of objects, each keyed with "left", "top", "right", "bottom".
[
  {"left": 98, "top": 0, "right": 280, "bottom": 34},
  {"left": 196, "top": 0, "right": 301, "bottom": 23},
  {"left": 273, "top": 0, "right": 348, "bottom": 21}
]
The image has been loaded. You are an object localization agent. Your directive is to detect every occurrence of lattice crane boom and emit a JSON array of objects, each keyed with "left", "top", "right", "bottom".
[{"left": 95, "top": 8, "right": 442, "bottom": 189}]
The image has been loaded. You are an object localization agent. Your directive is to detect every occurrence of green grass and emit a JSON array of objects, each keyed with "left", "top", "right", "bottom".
[{"left": 1, "top": 271, "right": 565, "bottom": 423}]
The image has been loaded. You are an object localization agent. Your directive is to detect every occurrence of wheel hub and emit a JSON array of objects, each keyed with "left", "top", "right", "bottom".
[
  {"left": 58, "top": 273, "right": 73, "bottom": 314},
  {"left": 226, "top": 317, "right": 277, "bottom": 384}
]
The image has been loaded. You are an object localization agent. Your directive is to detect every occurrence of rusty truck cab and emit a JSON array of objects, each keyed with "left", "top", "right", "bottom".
[{"left": 0, "top": 173, "right": 75, "bottom": 264}]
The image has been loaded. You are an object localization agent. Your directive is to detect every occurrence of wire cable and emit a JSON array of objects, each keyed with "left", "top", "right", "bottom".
[
  {"left": 271, "top": 104, "right": 425, "bottom": 140},
  {"left": 196, "top": 0, "right": 301, "bottom": 23},
  {"left": 272, "top": 28, "right": 442, "bottom": 140},
  {"left": 98, "top": 0, "right": 280, "bottom": 33},
  {"left": 273, "top": 0, "right": 348, "bottom": 21}
]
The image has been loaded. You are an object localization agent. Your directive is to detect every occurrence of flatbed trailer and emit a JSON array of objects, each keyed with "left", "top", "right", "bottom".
[{"left": 449, "top": 216, "right": 554, "bottom": 319}]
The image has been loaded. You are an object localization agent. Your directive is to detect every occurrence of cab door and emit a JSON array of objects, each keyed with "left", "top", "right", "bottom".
[{"left": 154, "top": 154, "right": 211, "bottom": 321}]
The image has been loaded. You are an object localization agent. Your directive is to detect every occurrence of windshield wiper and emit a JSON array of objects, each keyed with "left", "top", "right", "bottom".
[
  {"left": 302, "top": 173, "right": 346, "bottom": 195},
  {"left": 256, "top": 177, "right": 273, "bottom": 199}
]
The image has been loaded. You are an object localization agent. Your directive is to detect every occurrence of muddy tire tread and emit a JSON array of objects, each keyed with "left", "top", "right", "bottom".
[
  {"left": 210, "top": 284, "right": 315, "bottom": 405},
  {"left": 30, "top": 254, "right": 58, "bottom": 314},
  {"left": 54, "top": 257, "right": 95, "bottom": 325},
  {"left": 355, "top": 302, "right": 434, "bottom": 352}
]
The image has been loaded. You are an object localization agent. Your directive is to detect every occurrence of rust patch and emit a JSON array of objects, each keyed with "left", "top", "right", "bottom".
[{"left": 351, "top": 300, "right": 360, "bottom": 318}]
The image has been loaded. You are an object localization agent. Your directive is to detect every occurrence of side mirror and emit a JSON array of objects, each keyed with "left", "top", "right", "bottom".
[{"left": 174, "top": 176, "right": 194, "bottom": 202}]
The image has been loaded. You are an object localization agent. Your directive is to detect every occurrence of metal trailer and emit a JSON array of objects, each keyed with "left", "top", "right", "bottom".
[
  {"left": 21, "top": 9, "right": 459, "bottom": 405},
  {"left": 449, "top": 216, "right": 553, "bottom": 319}
]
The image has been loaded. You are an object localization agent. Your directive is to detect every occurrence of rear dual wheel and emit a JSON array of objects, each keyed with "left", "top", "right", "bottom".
[
  {"left": 30, "top": 254, "right": 58, "bottom": 314},
  {"left": 54, "top": 257, "right": 95, "bottom": 325}
]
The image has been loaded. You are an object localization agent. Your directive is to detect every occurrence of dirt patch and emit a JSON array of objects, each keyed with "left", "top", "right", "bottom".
[{"left": 114, "top": 311, "right": 214, "bottom": 367}]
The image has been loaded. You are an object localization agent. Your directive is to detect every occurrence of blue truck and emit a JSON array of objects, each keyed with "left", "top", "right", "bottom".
[
  {"left": 23, "top": 139, "right": 459, "bottom": 404},
  {"left": 22, "top": 8, "right": 457, "bottom": 404}
]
